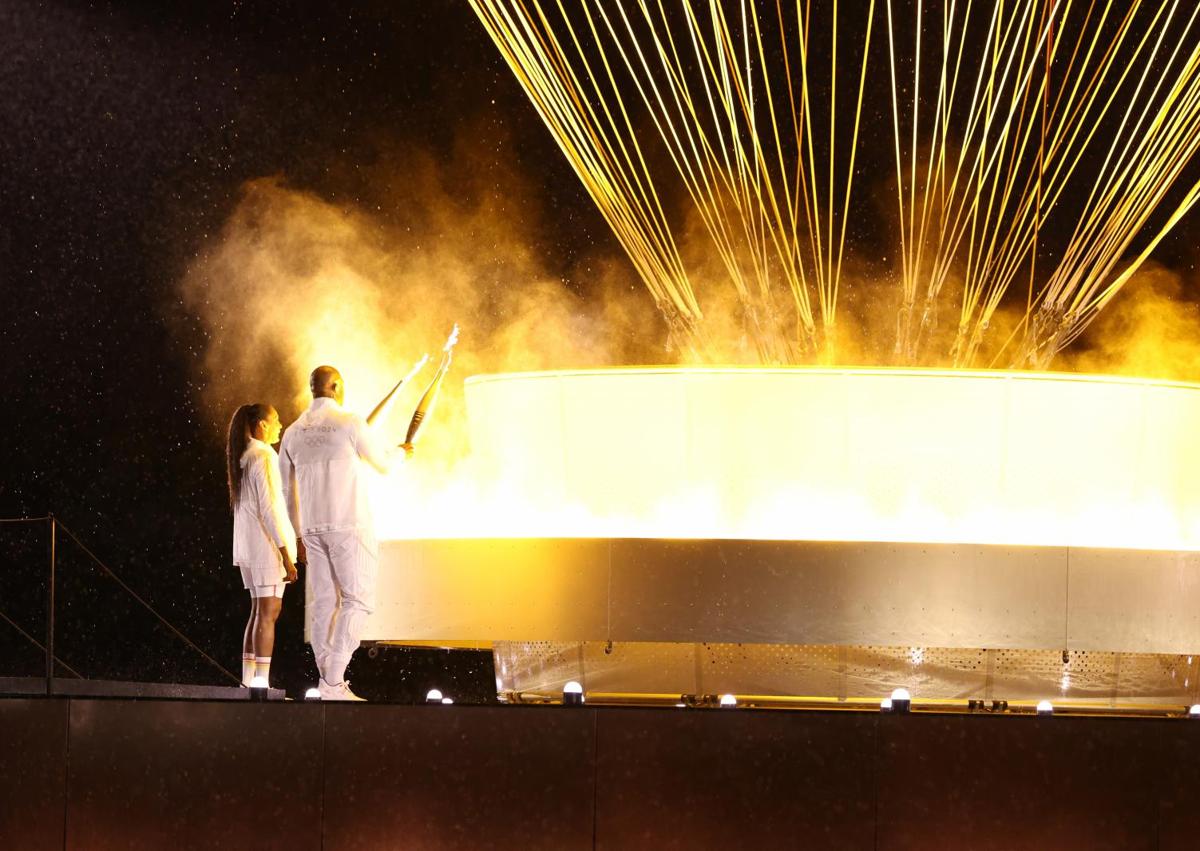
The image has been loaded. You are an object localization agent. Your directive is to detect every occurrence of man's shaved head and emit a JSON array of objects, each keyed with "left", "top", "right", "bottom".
[{"left": 310, "top": 365, "right": 344, "bottom": 403}]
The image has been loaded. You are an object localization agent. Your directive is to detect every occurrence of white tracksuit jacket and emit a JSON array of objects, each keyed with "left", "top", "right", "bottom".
[
  {"left": 279, "top": 397, "right": 399, "bottom": 538},
  {"left": 232, "top": 438, "right": 297, "bottom": 583}
]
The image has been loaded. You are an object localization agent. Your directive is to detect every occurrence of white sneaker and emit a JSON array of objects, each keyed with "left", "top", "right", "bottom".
[{"left": 318, "top": 679, "right": 366, "bottom": 702}]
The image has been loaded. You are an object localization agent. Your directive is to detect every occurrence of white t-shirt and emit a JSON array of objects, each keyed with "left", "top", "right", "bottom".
[
  {"left": 279, "top": 397, "right": 399, "bottom": 537},
  {"left": 232, "top": 438, "right": 297, "bottom": 570}
]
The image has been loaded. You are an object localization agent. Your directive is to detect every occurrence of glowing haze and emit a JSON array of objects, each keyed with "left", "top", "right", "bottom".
[
  {"left": 465, "top": 367, "right": 1200, "bottom": 550},
  {"left": 179, "top": 137, "right": 1200, "bottom": 546}
]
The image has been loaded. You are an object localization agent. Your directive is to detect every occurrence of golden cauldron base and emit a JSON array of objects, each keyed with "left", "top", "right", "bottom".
[
  {"left": 348, "top": 368, "right": 1200, "bottom": 706},
  {"left": 490, "top": 641, "right": 1200, "bottom": 711},
  {"left": 357, "top": 537, "right": 1200, "bottom": 706}
]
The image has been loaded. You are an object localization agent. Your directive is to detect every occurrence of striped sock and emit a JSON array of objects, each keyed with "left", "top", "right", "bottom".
[
  {"left": 255, "top": 657, "right": 271, "bottom": 687},
  {"left": 241, "top": 654, "right": 255, "bottom": 687}
]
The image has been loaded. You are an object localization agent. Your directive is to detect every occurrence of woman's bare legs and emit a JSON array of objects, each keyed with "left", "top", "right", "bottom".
[
  {"left": 253, "top": 596, "right": 282, "bottom": 657},
  {"left": 241, "top": 596, "right": 257, "bottom": 685},
  {"left": 252, "top": 596, "right": 282, "bottom": 686}
]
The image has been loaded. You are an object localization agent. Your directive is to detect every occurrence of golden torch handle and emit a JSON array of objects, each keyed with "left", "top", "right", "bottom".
[
  {"left": 404, "top": 324, "right": 459, "bottom": 446},
  {"left": 367, "top": 354, "right": 430, "bottom": 426}
]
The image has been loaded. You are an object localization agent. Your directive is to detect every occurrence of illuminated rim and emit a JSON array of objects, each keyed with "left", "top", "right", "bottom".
[
  {"left": 462, "top": 367, "right": 1200, "bottom": 550},
  {"left": 467, "top": 365, "right": 1200, "bottom": 390}
]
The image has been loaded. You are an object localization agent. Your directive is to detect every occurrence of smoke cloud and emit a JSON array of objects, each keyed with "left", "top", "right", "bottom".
[
  {"left": 180, "top": 140, "right": 665, "bottom": 475},
  {"left": 179, "top": 135, "right": 1200, "bottom": 499},
  {"left": 1065, "top": 264, "right": 1200, "bottom": 383}
]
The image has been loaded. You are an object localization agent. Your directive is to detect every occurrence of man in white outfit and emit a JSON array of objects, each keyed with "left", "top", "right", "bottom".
[{"left": 280, "top": 365, "right": 412, "bottom": 701}]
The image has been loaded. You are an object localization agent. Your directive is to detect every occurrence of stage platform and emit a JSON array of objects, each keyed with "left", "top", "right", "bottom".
[
  {"left": 0, "top": 676, "right": 286, "bottom": 701},
  {"left": 4, "top": 693, "right": 1200, "bottom": 849}
]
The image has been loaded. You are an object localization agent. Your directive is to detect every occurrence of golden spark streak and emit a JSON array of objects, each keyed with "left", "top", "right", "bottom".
[{"left": 470, "top": 0, "right": 1200, "bottom": 368}]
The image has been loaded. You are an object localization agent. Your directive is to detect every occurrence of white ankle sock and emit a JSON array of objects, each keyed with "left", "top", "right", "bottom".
[
  {"left": 255, "top": 657, "right": 271, "bottom": 687},
  {"left": 241, "top": 654, "right": 255, "bottom": 687}
]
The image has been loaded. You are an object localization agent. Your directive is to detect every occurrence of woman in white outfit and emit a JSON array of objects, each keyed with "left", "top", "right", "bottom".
[{"left": 227, "top": 403, "right": 298, "bottom": 688}]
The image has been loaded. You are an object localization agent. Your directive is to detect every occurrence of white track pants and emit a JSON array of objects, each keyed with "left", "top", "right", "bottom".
[{"left": 305, "top": 529, "right": 378, "bottom": 684}]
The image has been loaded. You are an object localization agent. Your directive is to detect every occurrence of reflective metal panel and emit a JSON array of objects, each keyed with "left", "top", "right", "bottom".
[
  {"left": 1066, "top": 549, "right": 1200, "bottom": 653},
  {"left": 365, "top": 538, "right": 610, "bottom": 642},
  {"left": 607, "top": 540, "right": 1068, "bottom": 648},
  {"left": 496, "top": 641, "right": 1200, "bottom": 707},
  {"left": 369, "top": 537, "right": 1200, "bottom": 700},
  {"left": 371, "top": 538, "right": 1200, "bottom": 653}
]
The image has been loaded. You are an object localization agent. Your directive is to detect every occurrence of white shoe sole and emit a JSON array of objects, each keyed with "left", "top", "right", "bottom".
[{"left": 317, "top": 683, "right": 366, "bottom": 702}]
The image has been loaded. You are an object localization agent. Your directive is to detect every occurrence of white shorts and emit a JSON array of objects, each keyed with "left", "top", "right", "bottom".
[
  {"left": 239, "top": 563, "right": 286, "bottom": 597},
  {"left": 248, "top": 583, "right": 285, "bottom": 599}
]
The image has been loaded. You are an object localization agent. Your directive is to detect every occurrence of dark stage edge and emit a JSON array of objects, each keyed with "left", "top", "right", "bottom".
[
  {"left": 0, "top": 676, "right": 285, "bottom": 701},
  {"left": 3, "top": 695, "right": 1200, "bottom": 850}
]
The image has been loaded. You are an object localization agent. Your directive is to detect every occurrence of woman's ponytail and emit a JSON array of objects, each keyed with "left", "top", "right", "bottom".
[{"left": 226, "top": 403, "right": 270, "bottom": 510}]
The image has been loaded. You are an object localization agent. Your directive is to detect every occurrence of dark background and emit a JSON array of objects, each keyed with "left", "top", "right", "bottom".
[
  {"left": 0, "top": 0, "right": 603, "bottom": 700},
  {"left": 2, "top": 1, "right": 1198, "bottom": 699}
]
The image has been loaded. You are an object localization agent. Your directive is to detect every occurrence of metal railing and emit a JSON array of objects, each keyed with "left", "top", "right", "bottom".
[{"left": 0, "top": 514, "right": 239, "bottom": 693}]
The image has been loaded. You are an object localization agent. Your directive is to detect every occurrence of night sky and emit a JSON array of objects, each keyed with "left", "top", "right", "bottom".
[
  {"left": 1, "top": 1, "right": 606, "bottom": 699},
  {"left": 3, "top": 1, "right": 1199, "bottom": 698}
]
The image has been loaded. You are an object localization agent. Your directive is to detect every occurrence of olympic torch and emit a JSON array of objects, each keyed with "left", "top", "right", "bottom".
[
  {"left": 367, "top": 353, "right": 430, "bottom": 426},
  {"left": 405, "top": 324, "right": 459, "bottom": 445}
]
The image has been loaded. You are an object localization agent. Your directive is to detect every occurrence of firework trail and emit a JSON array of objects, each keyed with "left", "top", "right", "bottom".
[{"left": 471, "top": 0, "right": 1200, "bottom": 368}]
